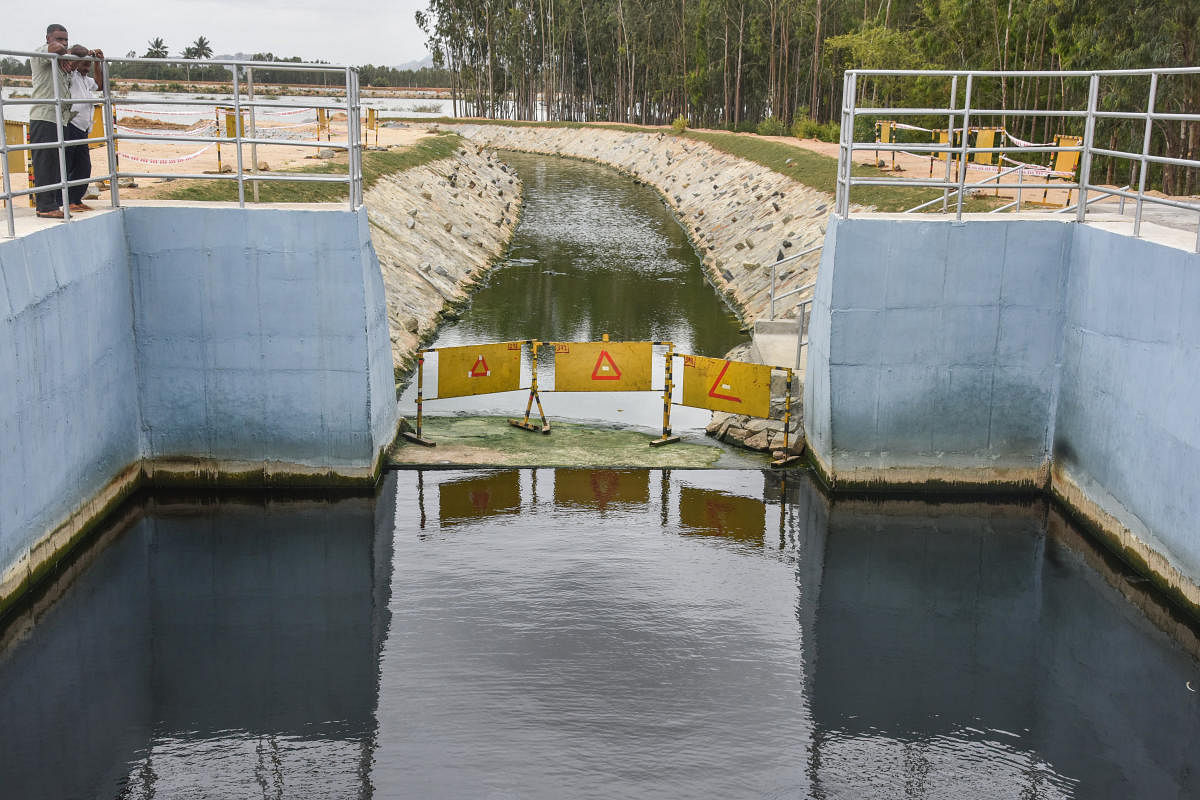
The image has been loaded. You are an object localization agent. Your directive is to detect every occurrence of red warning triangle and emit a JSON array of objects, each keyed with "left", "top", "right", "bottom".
[
  {"left": 469, "top": 355, "right": 491, "bottom": 377},
  {"left": 707, "top": 360, "right": 742, "bottom": 403},
  {"left": 591, "top": 350, "right": 622, "bottom": 381}
]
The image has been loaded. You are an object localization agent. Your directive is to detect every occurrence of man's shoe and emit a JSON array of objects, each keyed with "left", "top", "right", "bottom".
[
  {"left": 36, "top": 209, "right": 65, "bottom": 219},
  {"left": 69, "top": 203, "right": 93, "bottom": 212}
]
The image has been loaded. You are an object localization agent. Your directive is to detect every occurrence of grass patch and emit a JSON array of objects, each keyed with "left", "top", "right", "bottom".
[
  {"left": 393, "top": 117, "right": 1000, "bottom": 213},
  {"left": 158, "top": 132, "right": 463, "bottom": 204},
  {"left": 682, "top": 129, "right": 999, "bottom": 213}
]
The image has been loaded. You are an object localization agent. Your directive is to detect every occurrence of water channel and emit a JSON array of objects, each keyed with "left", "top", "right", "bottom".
[{"left": 2, "top": 154, "right": 1199, "bottom": 799}]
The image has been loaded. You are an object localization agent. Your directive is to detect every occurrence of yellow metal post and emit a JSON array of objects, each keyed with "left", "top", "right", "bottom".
[
  {"left": 651, "top": 341, "right": 681, "bottom": 446},
  {"left": 771, "top": 368, "right": 803, "bottom": 467},
  {"left": 401, "top": 350, "right": 436, "bottom": 447},
  {"left": 509, "top": 340, "right": 551, "bottom": 434}
]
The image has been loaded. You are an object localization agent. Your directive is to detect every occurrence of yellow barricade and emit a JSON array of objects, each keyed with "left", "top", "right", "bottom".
[
  {"left": 878, "top": 118, "right": 897, "bottom": 143},
  {"left": 4, "top": 120, "right": 25, "bottom": 177},
  {"left": 680, "top": 354, "right": 772, "bottom": 418},
  {"left": 317, "top": 107, "right": 330, "bottom": 140},
  {"left": 89, "top": 106, "right": 105, "bottom": 149},
  {"left": 972, "top": 127, "right": 999, "bottom": 165},
  {"left": 439, "top": 471, "right": 521, "bottom": 525},
  {"left": 436, "top": 341, "right": 523, "bottom": 398},
  {"left": 552, "top": 340, "right": 653, "bottom": 392},
  {"left": 1053, "top": 134, "right": 1082, "bottom": 176},
  {"left": 553, "top": 469, "right": 650, "bottom": 510},
  {"left": 222, "top": 108, "right": 245, "bottom": 138}
]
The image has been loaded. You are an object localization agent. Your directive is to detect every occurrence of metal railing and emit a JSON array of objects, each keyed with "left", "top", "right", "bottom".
[
  {"left": 836, "top": 68, "right": 1200, "bottom": 253},
  {"left": 767, "top": 245, "right": 822, "bottom": 320},
  {"left": 1, "top": 50, "right": 364, "bottom": 238}
]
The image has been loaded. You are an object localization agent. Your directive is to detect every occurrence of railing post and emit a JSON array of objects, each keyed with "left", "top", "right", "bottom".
[
  {"left": 0, "top": 76, "right": 14, "bottom": 238},
  {"left": 942, "top": 74, "right": 958, "bottom": 212},
  {"left": 52, "top": 52, "right": 71, "bottom": 220},
  {"left": 101, "top": 56, "right": 120, "bottom": 209},
  {"left": 231, "top": 63, "right": 246, "bottom": 207},
  {"left": 836, "top": 71, "right": 856, "bottom": 217},
  {"left": 1133, "top": 72, "right": 1157, "bottom": 239},
  {"left": 954, "top": 73, "right": 973, "bottom": 222},
  {"left": 1076, "top": 73, "right": 1100, "bottom": 224},
  {"left": 248, "top": 66, "right": 259, "bottom": 204},
  {"left": 769, "top": 260, "right": 777, "bottom": 320}
]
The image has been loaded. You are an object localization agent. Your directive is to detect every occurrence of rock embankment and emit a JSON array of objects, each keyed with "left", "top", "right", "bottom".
[
  {"left": 365, "top": 144, "right": 522, "bottom": 378},
  {"left": 449, "top": 123, "right": 835, "bottom": 323}
]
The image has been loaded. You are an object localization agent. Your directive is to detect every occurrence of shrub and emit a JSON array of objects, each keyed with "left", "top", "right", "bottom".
[
  {"left": 817, "top": 121, "right": 841, "bottom": 142},
  {"left": 671, "top": 115, "right": 688, "bottom": 133},
  {"left": 791, "top": 118, "right": 823, "bottom": 139},
  {"left": 756, "top": 117, "right": 788, "bottom": 136}
]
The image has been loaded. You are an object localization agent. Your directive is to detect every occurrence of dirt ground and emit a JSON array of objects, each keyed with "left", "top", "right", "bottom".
[{"left": 4, "top": 114, "right": 436, "bottom": 201}]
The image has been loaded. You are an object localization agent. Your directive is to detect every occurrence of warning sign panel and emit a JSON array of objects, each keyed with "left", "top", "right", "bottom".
[
  {"left": 680, "top": 354, "right": 772, "bottom": 417},
  {"left": 552, "top": 341, "right": 653, "bottom": 392},
  {"left": 437, "top": 341, "right": 522, "bottom": 398}
]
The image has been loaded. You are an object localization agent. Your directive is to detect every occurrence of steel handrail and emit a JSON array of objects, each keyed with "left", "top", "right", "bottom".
[
  {"left": 837, "top": 67, "right": 1200, "bottom": 252},
  {"left": 1, "top": 49, "right": 363, "bottom": 237},
  {"left": 768, "top": 244, "right": 821, "bottom": 320}
]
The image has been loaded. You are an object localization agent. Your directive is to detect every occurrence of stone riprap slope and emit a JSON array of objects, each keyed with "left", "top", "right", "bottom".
[
  {"left": 365, "top": 145, "right": 522, "bottom": 376},
  {"left": 450, "top": 123, "right": 834, "bottom": 322}
]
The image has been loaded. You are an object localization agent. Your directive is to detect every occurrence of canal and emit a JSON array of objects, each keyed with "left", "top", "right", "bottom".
[
  {"left": 399, "top": 152, "right": 746, "bottom": 434},
  {"left": 1, "top": 154, "right": 1198, "bottom": 799},
  {"left": 2, "top": 470, "right": 1198, "bottom": 798}
]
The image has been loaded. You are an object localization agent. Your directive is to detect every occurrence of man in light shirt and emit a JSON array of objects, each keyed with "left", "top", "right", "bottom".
[
  {"left": 29, "top": 24, "right": 74, "bottom": 218},
  {"left": 65, "top": 44, "right": 105, "bottom": 211}
]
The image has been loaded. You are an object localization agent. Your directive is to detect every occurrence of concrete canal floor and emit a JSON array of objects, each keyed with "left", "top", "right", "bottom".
[{"left": 389, "top": 415, "right": 773, "bottom": 469}]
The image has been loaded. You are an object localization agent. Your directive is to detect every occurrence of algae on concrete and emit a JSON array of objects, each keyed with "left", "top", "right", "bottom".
[{"left": 388, "top": 416, "right": 763, "bottom": 468}]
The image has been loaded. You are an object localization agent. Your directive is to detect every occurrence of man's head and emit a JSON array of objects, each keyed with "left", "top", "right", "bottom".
[
  {"left": 46, "top": 24, "right": 68, "bottom": 47},
  {"left": 69, "top": 44, "right": 89, "bottom": 68}
]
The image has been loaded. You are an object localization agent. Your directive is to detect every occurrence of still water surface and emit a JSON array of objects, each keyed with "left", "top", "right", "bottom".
[{"left": 2, "top": 469, "right": 1198, "bottom": 799}]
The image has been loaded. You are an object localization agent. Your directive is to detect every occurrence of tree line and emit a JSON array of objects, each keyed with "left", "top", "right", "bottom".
[{"left": 416, "top": 0, "right": 1197, "bottom": 194}]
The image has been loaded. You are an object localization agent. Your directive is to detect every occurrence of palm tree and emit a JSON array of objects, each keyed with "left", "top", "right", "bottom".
[
  {"left": 181, "top": 46, "right": 198, "bottom": 80},
  {"left": 191, "top": 36, "right": 213, "bottom": 59},
  {"left": 144, "top": 37, "right": 168, "bottom": 58}
]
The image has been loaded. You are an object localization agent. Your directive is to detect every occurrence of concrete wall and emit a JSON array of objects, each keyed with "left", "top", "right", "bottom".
[
  {"left": 1, "top": 206, "right": 399, "bottom": 608},
  {"left": 805, "top": 216, "right": 1070, "bottom": 487},
  {"left": 806, "top": 214, "right": 1200, "bottom": 606},
  {"left": 125, "top": 207, "right": 396, "bottom": 474},
  {"left": 0, "top": 213, "right": 141, "bottom": 591},
  {"left": 1054, "top": 225, "right": 1200, "bottom": 584}
]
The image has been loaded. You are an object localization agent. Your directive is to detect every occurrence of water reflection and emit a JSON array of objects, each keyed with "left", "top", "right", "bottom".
[
  {"left": 0, "top": 484, "right": 395, "bottom": 800},
  {"left": 2, "top": 470, "right": 1198, "bottom": 798}
]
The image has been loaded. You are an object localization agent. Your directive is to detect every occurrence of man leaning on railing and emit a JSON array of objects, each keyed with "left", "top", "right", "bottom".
[
  {"left": 30, "top": 23, "right": 76, "bottom": 219},
  {"left": 66, "top": 43, "right": 104, "bottom": 212}
]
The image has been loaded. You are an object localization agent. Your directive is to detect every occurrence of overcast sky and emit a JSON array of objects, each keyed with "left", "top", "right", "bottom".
[{"left": 8, "top": 0, "right": 432, "bottom": 67}]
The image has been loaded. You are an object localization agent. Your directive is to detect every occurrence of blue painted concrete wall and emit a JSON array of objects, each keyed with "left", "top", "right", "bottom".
[
  {"left": 1, "top": 206, "right": 399, "bottom": 598},
  {"left": 1056, "top": 226, "right": 1200, "bottom": 580},
  {"left": 806, "top": 214, "right": 1200, "bottom": 594},
  {"left": 805, "top": 216, "right": 1070, "bottom": 482},
  {"left": 0, "top": 214, "right": 140, "bottom": 575},
  {"left": 125, "top": 207, "right": 397, "bottom": 467}
]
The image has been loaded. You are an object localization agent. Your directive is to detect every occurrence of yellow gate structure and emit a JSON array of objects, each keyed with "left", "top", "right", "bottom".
[{"left": 402, "top": 336, "right": 802, "bottom": 466}]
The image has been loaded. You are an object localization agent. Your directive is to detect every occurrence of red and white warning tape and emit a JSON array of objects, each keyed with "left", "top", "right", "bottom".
[
  {"left": 115, "top": 121, "right": 218, "bottom": 137},
  {"left": 117, "top": 143, "right": 215, "bottom": 164},
  {"left": 115, "top": 106, "right": 209, "bottom": 117}
]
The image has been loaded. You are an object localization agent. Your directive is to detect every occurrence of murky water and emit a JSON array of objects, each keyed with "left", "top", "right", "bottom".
[
  {"left": 399, "top": 152, "right": 746, "bottom": 433},
  {"left": 2, "top": 470, "right": 1198, "bottom": 799}
]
